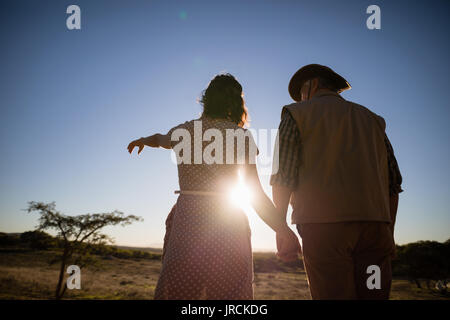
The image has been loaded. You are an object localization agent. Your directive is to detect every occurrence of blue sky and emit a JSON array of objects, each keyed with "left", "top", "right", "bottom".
[{"left": 0, "top": 0, "right": 449, "bottom": 250}]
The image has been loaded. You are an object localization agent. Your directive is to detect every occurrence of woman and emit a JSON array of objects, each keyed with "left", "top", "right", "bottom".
[{"left": 127, "top": 74, "right": 300, "bottom": 300}]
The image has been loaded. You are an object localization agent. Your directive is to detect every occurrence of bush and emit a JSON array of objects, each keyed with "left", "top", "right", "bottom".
[
  {"left": 20, "top": 231, "right": 57, "bottom": 250},
  {"left": 392, "top": 239, "right": 450, "bottom": 288},
  {"left": 0, "top": 233, "right": 21, "bottom": 247}
]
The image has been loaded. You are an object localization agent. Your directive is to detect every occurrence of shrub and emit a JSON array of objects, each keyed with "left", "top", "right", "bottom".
[{"left": 20, "top": 231, "right": 57, "bottom": 250}]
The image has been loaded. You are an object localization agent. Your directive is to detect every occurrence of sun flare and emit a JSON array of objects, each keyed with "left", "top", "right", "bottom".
[{"left": 229, "top": 181, "right": 253, "bottom": 209}]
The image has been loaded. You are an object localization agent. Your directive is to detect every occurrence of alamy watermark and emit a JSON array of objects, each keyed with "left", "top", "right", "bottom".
[
  {"left": 366, "top": 265, "right": 381, "bottom": 290},
  {"left": 366, "top": 5, "right": 381, "bottom": 30},
  {"left": 169, "top": 120, "right": 279, "bottom": 176},
  {"left": 66, "top": 265, "right": 81, "bottom": 290},
  {"left": 66, "top": 5, "right": 81, "bottom": 30}
]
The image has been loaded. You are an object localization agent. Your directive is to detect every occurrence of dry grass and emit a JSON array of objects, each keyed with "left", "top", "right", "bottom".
[{"left": 0, "top": 249, "right": 448, "bottom": 300}]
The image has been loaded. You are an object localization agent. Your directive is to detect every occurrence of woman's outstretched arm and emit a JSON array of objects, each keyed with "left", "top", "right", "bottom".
[{"left": 127, "top": 133, "right": 171, "bottom": 154}]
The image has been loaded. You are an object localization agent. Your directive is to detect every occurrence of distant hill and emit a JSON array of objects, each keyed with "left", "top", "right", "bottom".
[
  {"left": 0, "top": 233, "right": 274, "bottom": 253},
  {"left": 0, "top": 232, "right": 21, "bottom": 237},
  {"left": 115, "top": 246, "right": 162, "bottom": 254}
]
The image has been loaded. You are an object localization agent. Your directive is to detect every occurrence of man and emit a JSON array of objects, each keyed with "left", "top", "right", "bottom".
[{"left": 271, "top": 64, "right": 403, "bottom": 299}]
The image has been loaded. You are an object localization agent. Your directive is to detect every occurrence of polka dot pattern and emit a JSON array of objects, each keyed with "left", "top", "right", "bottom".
[{"left": 154, "top": 117, "right": 256, "bottom": 300}]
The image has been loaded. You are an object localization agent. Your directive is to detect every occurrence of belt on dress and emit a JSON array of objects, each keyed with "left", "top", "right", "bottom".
[{"left": 174, "top": 190, "right": 226, "bottom": 197}]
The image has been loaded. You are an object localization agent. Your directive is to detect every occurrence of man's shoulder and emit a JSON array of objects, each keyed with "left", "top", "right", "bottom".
[
  {"left": 283, "top": 101, "right": 313, "bottom": 110},
  {"left": 281, "top": 99, "right": 387, "bottom": 131},
  {"left": 346, "top": 100, "right": 386, "bottom": 130},
  {"left": 281, "top": 101, "right": 312, "bottom": 119}
]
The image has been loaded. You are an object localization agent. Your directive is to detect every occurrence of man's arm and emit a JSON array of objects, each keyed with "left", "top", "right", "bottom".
[
  {"left": 389, "top": 193, "right": 399, "bottom": 235},
  {"left": 384, "top": 134, "right": 403, "bottom": 234},
  {"left": 270, "top": 110, "right": 302, "bottom": 259},
  {"left": 270, "top": 110, "right": 301, "bottom": 222},
  {"left": 272, "top": 185, "right": 293, "bottom": 223}
]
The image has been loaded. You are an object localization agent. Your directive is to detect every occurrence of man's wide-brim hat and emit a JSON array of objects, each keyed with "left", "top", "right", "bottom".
[{"left": 288, "top": 64, "right": 351, "bottom": 101}]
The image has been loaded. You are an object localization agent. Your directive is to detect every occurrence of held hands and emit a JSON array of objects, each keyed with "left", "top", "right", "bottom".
[{"left": 276, "top": 226, "right": 302, "bottom": 262}]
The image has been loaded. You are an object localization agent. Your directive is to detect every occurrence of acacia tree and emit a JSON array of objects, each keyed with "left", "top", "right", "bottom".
[{"left": 26, "top": 201, "right": 143, "bottom": 300}]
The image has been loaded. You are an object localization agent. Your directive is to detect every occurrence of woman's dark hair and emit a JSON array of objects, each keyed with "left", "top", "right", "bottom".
[{"left": 200, "top": 73, "right": 248, "bottom": 127}]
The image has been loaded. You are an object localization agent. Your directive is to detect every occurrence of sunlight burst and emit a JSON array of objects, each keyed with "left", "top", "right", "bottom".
[{"left": 229, "top": 181, "right": 253, "bottom": 210}]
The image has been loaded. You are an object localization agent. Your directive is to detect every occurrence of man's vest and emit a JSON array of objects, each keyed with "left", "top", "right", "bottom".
[{"left": 283, "top": 91, "right": 391, "bottom": 224}]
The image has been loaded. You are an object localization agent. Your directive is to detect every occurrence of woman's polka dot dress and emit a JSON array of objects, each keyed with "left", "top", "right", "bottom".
[{"left": 154, "top": 116, "right": 257, "bottom": 300}]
